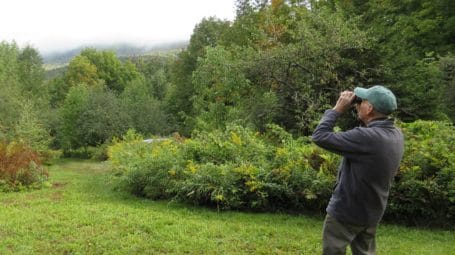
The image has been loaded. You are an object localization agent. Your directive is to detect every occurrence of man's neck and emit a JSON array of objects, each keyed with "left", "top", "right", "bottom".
[{"left": 363, "top": 116, "right": 388, "bottom": 126}]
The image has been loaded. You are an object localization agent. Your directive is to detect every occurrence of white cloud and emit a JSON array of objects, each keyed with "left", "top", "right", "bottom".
[{"left": 0, "top": 0, "right": 236, "bottom": 53}]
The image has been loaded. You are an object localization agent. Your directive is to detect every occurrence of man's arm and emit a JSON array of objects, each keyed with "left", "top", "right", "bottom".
[
  {"left": 311, "top": 90, "right": 368, "bottom": 155},
  {"left": 311, "top": 110, "right": 368, "bottom": 155}
]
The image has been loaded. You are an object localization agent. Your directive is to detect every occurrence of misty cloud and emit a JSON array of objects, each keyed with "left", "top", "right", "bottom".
[{"left": 0, "top": 0, "right": 235, "bottom": 54}]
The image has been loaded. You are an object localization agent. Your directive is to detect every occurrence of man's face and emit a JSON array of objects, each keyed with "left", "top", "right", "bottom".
[{"left": 355, "top": 99, "right": 372, "bottom": 123}]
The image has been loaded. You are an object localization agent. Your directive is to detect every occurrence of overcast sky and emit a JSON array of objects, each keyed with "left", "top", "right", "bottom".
[{"left": 0, "top": 0, "right": 236, "bottom": 54}]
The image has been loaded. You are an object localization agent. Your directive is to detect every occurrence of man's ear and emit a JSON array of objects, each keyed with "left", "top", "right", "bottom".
[{"left": 366, "top": 103, "right": 374, "bottom": 115}]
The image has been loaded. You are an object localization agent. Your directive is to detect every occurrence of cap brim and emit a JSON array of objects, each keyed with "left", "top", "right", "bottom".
[{"left": 354, "top": 87, "right": 368, "bottom": 99}]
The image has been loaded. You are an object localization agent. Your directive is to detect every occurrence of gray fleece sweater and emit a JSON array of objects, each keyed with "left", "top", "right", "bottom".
[{"left": 312, "top": 110, "right": 404, "bottom": 226}]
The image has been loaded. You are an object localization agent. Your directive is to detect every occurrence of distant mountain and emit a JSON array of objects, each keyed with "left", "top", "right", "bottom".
[{"left": 42, "top": 41, "right": 188, "bottom": 66}]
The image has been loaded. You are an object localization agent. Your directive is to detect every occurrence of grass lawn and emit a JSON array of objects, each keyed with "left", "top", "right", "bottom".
[{"left": 0, "top": 160, "right": 454, "bottom": 254}]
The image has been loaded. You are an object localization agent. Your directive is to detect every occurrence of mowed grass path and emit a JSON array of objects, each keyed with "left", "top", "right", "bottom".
[{"left": 0, "top": 160, "right": 454, "bottom": 254}]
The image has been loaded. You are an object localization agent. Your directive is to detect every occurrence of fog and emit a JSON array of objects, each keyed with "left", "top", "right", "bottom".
[{"left": 0, "top": 0, "right": 236, "bottom": 54}]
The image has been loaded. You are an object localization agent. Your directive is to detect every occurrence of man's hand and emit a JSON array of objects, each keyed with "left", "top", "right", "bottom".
[{"left": 333, "top": 90, "right": 356, "bottom": 114}]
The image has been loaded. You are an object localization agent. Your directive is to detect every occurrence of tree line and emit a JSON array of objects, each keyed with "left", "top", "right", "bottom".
[{"left": 0, "top": 0, "right": 453, "bottom": 157}]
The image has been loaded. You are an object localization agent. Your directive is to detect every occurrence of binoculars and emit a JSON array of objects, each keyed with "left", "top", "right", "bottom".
[{"left": 351, "top": 95, "right": 363, "bottom": 105}]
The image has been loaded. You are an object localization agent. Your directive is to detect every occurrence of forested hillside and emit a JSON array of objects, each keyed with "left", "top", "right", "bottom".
[
  {"left": 42, "top": 41, "right": 187, "bottom": 66},
  {"left": 1, "top": 0, "right": 453, "bottom": 225}
]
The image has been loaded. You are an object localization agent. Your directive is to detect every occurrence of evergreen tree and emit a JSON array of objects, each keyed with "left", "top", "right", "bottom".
[{"left": 14, "top": 101, "right": 51, "bottom": 153}]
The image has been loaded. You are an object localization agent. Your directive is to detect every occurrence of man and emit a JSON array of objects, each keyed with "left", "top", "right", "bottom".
[{"left": 311, "top": 85, "right": 404, "bottom": 255}]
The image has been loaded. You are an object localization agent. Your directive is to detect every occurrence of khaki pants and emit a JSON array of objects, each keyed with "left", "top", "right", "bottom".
[{"left": 322, "top": 214, "right": 377, "bottom": 255}]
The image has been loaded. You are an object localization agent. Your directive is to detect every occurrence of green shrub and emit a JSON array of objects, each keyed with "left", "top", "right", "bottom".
[
  {"left": 108, "top": 130, "right": 184, "bottom": 199},
  {"left": 184, "top": 125, "right": 271, "bottom": 167},
  {"left": 108, "top": 121, "right": 454, "bottom": 226},
  {"left": 173, "top": 162, "right": 243, "bottom": 209},
  {"left": 91, "top": 143, "right": 110, "bottom": 161},
  {"left": 0, "top": 141, "right": 48, "bottom": 192},
  {"left": 264, "top": 140, "right": 337, "bottom": 211},
  {"left": 109, "top": 125, "right": 338, "bottom": 212},
  {"left": 60, "top": 144, "right": 110, "bottom": 161},
  {"left": 386, "top": 120, "right": 455, "bottom": 226},
  {"left": 40, "top": 149, "right": 63, "bottom": 165},
  {"left": 62, "top": 146, "right": 95, "bottom": 159}
]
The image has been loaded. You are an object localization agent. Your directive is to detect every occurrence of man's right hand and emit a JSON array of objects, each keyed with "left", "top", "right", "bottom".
[{"left": 333, "top": 90, "right": 356, "bottom": 114}]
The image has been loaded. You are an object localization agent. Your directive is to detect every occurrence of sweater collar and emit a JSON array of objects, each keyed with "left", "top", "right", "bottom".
[{"left": 366, "top": 118, "right": 394, "bottom": 128}]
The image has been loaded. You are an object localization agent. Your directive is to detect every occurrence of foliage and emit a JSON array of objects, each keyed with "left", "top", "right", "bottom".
[
  {"left": 58, "top": 84, "right": 130, "bottom": 152},
  {"left": 120, "top": 78, "right": 170, "bottom": 136},
  {"left": 318, "top": 0, "right": 455, "bottom": 121},
  {"left": 14, "top": 101, "right": 52, "bottom": 154},
  {"left": 166, "top": 17, "right": 231, "bottom": 135},
  {"left": 191, "top": 46, "right": 252, "bottom": 131},
  {"left": 109, "top": 119, "right": 455, "bottom": 226},
  {"left": 79, "top": 48, "right": 140, "bottom": 93},
  {"left": 386, "top": 120, "right": 455, "bottom": 226},
  {"left": 239, "top": 6, "right": 376, "bottom": 134},
  {"left": 130, "top": 55, "right": 174, "bottom": 100},
  {"left": 0, "top": 141, "right": 48, "bottom": 192},
  {"left": 56, "top": 50, "right": 175, "bottom": 152},
  {"left": 108, "top": 130, "right": 184, "bottom": 199},
  {"left": 64, "top": 55, "right": 100, "bottom": 87},
  {"left": 172, "top": 4, "right": 381, "bottom": 135},
  {"left": 76, "top": 85, "right": 130, "bottom": 147},
  {"left": 109, "top": 125, "right": 337, "bottom": 212},
  {"left": 174, "top": 125, "right": 337, "bottom": 211},
  {"left": 56, "top": 50, "right": 174, "bottom": 153},
  {"left": 148, "top": 68, "right": 169, "bottom": 100},
  {"left": 440, "top": 55, "right": 455, "bottom": 122},
  {"left": 0, "top": 42, "right": 20, "bottom": 86},
  {"left": 63, "top": 48, "right": 141, "bottom": 92},
  {"left": 392, "top": 55, "right": 446, "bottom": 121},
  {"left": 60, "top": 145, "right": 107, "bottom": 160},
  {"left": 90, "top": 143, "right": 110, "bottom": 161},
  {"left": 166, "top": 53, "right": 197, "bottom": 136},
  {"left": 0, "top": 42, "right": 24, "bottom": 137},
  {"left": 47, "top": 76, "right": 70, "bottom": 108},
  {"left": 0, "top": 42, "right": 51, "bottom": 148},
  {"left": 17, "top": 46, "right": 46, "bottom": 96},
  {"left": 57, "top": 84, "right": 89, "bottom": 150},
  {"left": 165, "top": 1, "right": 454, "bottom": 133}
]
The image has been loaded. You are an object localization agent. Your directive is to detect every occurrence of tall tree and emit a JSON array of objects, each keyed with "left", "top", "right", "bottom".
[
  {"left": 58, "top": 84, "right": 131, "bottom": 151},
  {"left": 79, "top": 48, "right": 139, "bottom": 93},
  {"left": 149, "top": 68, "right": 169, "bottom": 100},
  {"left": 316, "top": 0, "right": 455, "bottom": 121},
  {"left": 58, "top": 84, "right": 90, "bottom": 150},
  {"left": 0, "top": 42, "right": 22, "bottom": 137},
  {"left": 17, "top": 46, "right": 46, "bottom": 96},
  {"left": 76, "top": 86, "right": 130, "bottom": 147},
  {"left": 14, "top": 101, "right": 51, "bottom": 153},
  {"left": 192, "top": 46, "right": 251, "bottom": 130},
  {"left": 65, "top": 55, "right": 100, "bottom": 87},
  {"left": 121, "top": 78, "right": 170, "bottom": 135},
  {"left": 225, "top": 4, "right": 377, "bottom": 134},
  {"left": 167, "top": 17, "right": 231, "bottom": 135}
]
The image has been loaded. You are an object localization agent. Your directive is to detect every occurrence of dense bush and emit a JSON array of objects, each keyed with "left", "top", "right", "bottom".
[
  {"left": 109, "top": 125, "right": 337, "bottom": 212},
  {"left": 108, "top": 130, "right": 184, "bottom": 199},
  {"left": 58, "top": 84, "right": 130, "bottom": 152},
  {"left": 0, "top": 141, "right": 49, "bottom": 192},
  {"left": 386, "top": 120, "right": 455, "bottom": 226},
  {"left": 109, "top": 120, "right": 455, "bottom": 226}
]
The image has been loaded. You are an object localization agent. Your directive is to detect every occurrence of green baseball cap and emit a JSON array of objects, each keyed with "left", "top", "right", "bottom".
[{"left": 354, "top": 85, "right": 397, "bottom": 114}]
